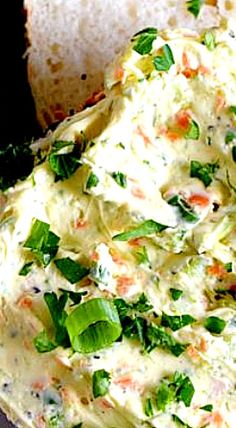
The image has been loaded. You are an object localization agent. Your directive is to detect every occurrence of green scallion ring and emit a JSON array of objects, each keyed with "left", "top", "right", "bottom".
[{"left": 65, "top": 298, "right": 122, "bottom": 353}]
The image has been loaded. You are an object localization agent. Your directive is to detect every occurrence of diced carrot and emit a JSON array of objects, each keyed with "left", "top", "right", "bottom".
[
  {"left": 116, "top": 276, "right": 134, "bottom": 295},
  {"left": 215, "top": 92, "right": 226, "bottom": 113},
  {"left": 74, "top": 218, "right": 88, "bottom": 229},
  {"left": 207, "top": 263, "right": 227, "bottom": 278},
  {"left": 131, "top": 187, "right": 146, "bottom": 199},
  {"left": 198, "top": 65, "right": 210, "bottom": 75},
  {"left": 128, "top": 238, "right": 143, "bottom": 247},
  {"left": 187, "top": 344, "right": 199, "bottom": 359},
  {"left": 199, "top": 337, "right": 208, "bottom": 352},
  {"left": 84, "top": 91, "right": 105, "bottom": 107},
  {"left": 110, "top": 249, "right": 125, "bottom": 265},
  {"left": 98, "top": 398, "right": 114, "bottom": 410},
  {"left": 35, "top": 414, "right": 46, "bottom": 428},
  {"left": 165, "top": 130, "right": 181, "bottom": 141},
  {"left": 114, "top": 66, "right": 124, "bottom": 80},
  {"left": 17, "top": 295, "right": 33, "bottom": 309},
  {"left": 175, "top": 110, "right": 190, "bottom": 130},
  {"left": 202, "top": 411, "right": 224, "bottom": 428},
  {"left": 90, "top": 250, "right": 99, "bottom": 261},
  {"left": 114, "top": 375, "right": 138, "bottom": 390},
  {"left": 182, "top": 68, "right": 198, "bottom": 79},
  {"left": 182, "top": 52, "right": 191, "bottom": 68},
  {"left": 136, "top": 126, "right": 152, "bottom": 147},
  {"left": 187, "top": 193, "right": 210, "bottom": 208},
  {"left": 31, "top": 378, "right": 50, "bottom": 391}
]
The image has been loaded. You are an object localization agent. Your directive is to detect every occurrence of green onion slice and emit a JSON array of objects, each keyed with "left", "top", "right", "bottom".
[{"left": 65, "top": 298, "right": 122, "bottom": 353}]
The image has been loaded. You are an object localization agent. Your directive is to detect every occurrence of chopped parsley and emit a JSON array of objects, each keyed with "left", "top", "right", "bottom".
[
  {"left": 59, "top": 288, "right": 87, "bottom": 306},
  {"left": 33, "top": 330, "right": 57, "bottom": 353},
  {"left": 33, "top": 290, "right": 85, "bottom": 352},
  {"left": 86, "top": 172, "right": 99, "bottom": 189},
  {"left": 157, "top": 371, "right": 195, "bottom": 411},
  {"left": 144, "top": 397, "right": 154, "bottom": 417},
  {"left": 161, "top": 312, "right": 196, "bottom": 331},
  {"left": 54, "top": 257, "right": 89, "bottom": 284},
  {"left": 132, "top": 293, "right": 153, "bottom": 313},
  {"left": 146, "top": 324, "right": 188, "bottom": 356},
  {"left": 111, "top": 171, "right": 127, "bottom": 188},
  {"left": 230, "top": 105, "right": 236, "bottom": 115},
  {"left": 172, "top": 414, "right": 192, "bottom": 428},
  {"left": 168, "top": 195, "right": 199, "bottom": 223},
  {"left": 169, "top": 288, "right": 183, "bottom": 301},
  {"left": 18, "top": 261, "right": 34, "bottom": 276},
  {"left": 112, "top": 219, "right": 169, "bottom": 241},
  {"left": 232, "top": 146, "right": 236, "bottom": 162},
  {"left": 23, "top": 219, "right": 60, "bottom": 266},
  {"left": 224, "top": 262, "right": 232, "bottom": 273},
  {"left": 185, "top": 120, "right": 200, "bottom": 140},
  {"left": 48, "top": 140, "right": 82, "bottom": 181},
  {"left": 200, "top": 404, "right": 213, "bottom": 412},
  {"left": 186, "top": 0, "right": 203, "bottom": 17},
  {"left": 204, "top": 316, "right": 226, "bottom": 334},
  {"left": 153, "top": 44, "right": 175, "bottom": 72},
  {"left": 132, "top": 27, "right": 158, "bottom": 55},
  {"left": 190, "top": 160, "right": 219, "bottom": 187},
  {"left": 92, "top": 369, "right": 111, "bottom": 398},
  {"left": 203, "top": 31, "right": 215, "bottom": 51},
  {"left": 225, "top": 130, "right": 236, "bottom": 144},
  {"left": 135, "top": 246, "right": 150, "bottom": 266}
]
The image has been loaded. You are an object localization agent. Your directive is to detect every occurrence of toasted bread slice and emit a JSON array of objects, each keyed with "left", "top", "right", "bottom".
[{"left": 24, "top": 0, "right": 236, "bottom": 129}]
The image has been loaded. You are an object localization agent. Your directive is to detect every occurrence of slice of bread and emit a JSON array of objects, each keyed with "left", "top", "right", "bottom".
[{"left": 24, "top": 0, "right": 236, "bottom": 129}]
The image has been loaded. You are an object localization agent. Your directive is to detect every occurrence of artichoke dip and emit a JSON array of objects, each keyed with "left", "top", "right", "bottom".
[{"left": 1, "top": 26, "right": 236, "bottom": 428}]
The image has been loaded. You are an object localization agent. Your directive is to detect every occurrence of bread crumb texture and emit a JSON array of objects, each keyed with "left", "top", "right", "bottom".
[{"left": 25, "top": 0, "right": 236, "bottom": 128}]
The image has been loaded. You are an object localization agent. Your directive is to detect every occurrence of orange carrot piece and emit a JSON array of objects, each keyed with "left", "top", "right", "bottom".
[
  {"left": 17, "top": 295, "right": 33, "bottom": 309},
  {"left": 199, "top": 337, "right": 208, "bottom": 352},
  {"left": 131, "top": 187, "right": 146, "bottom": 199},
  {"left": 136, "top": 126, "right": 152, "bottom": 147},
  {"left": 187, "top": 193, "right": 210, "bottom": 208},
  {"left": 207, "top": 263, "right": 227, "bottom": 278}
]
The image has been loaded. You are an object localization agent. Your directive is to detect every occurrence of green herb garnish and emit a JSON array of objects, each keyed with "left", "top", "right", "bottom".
[
  {"left": 146, "top": 324, "right": 187, "bottom": 356},
  {"left": 172, "top": 414, "right": 192, "bottom": 428},
  {"left": 169, "top": 288, "right": 183, "bottom": 301},
  {"left": 112, "top": 219, "right": 169, "bottom": 241},
  {"left": 225, "top": 130, "right": 236, "bottom": 144},
  {"left": 203, "top": 31, "right": 215, "bottom": 51},
  {"left": 92, "top": 369, "right": 111, "bottom": 398},
  {"left": 19, "top": 261, "right": 34, "bottom": 276},
  {"left": 186, "top": 0, "right": 203, "bottom": 17},
  {"left": 204, "top": 316, "right": 226, "bottom": 334},
  {"left": 54, "top": 257, "right": 89, "bottom": 284},
  {"left": 153, "top": 44, "right": 175, "bottom": 72},
  {"left": 33, "top": 330, "right": 57, "bottom": 353},
  {"left": 232, "top": 146, "right": 236, "bottom": 162},
  {"left": 133, "top": 27, "right": 158, "bottom": 55},
  {"left": 132, "top": 293, "right": 153, "bottom": 313},
  {"left": 23, "top": 219, "right": 60, "bottom": 266},
  {"left": 59, "top": 289, "right": 87, "bottom": 306},
  {"left": 135, "top": 246, "right": 150, "bottom": 266},
  {"left": 111, "top": 172, "right": 127, "bottom": 188},
  {"left": 156, "top": 371, "right": 195, "bottom": 411},
  {"left": 224, "top": 262, "right": 232, "bottom": 273},
  {"left": 161, "top": 312, "right": 196, "bottom": 331},
  {"left": 144, "top": 397, "right": 154, "bottom": 417},
  {"left": 86, "top": 172, "right": 99, "bottom": 189},
  {"left": 185, "top": 120, "right": 200, "bottom": 140},
  {"left": 190, "top": 160, "right": 219, "bottom": 187},
  {"left": 200, "top": 404, "right": 213, "bottom": 412},
  {"left": 168, "top": 195, "right": 198, "bottom": 223},
  {"left": 48, "top": 140, "right": 82, "bottom": 181}
]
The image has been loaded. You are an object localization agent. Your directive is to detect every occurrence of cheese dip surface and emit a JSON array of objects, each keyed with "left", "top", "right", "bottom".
[{"left": 1, "top": 26, "right": 236, "bottom": 428}]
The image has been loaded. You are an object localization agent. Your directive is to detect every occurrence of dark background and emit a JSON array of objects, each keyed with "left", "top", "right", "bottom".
[
  {"left": 2, "top": 0, "right": 39, "bottom": 148},
  {"left": 1, "top": 0, "right": 39, "bottom": 426}
]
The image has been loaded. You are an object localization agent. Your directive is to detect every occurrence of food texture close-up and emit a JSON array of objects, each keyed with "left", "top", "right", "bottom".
[{"left": 1, "top": 1, "right": 236, "bottom": 428}]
